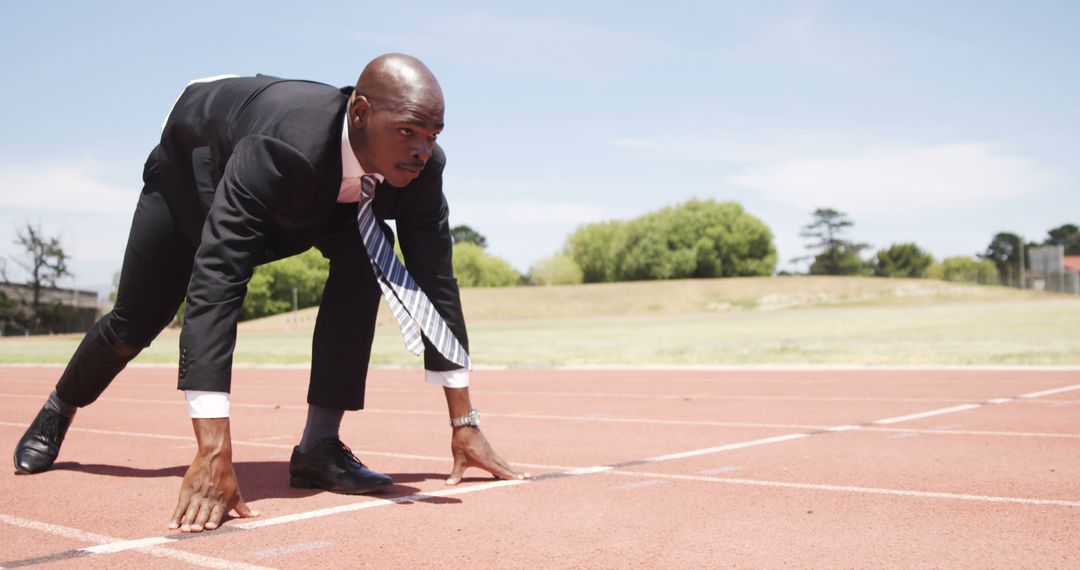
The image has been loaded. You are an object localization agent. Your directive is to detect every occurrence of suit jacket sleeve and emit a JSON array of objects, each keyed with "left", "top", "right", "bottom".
[
  {"left": 179, "top": 135, "right": 317, "bottom": 392},
  {"left": 395, "top": 147, "right": 470, "bottom": 371}
]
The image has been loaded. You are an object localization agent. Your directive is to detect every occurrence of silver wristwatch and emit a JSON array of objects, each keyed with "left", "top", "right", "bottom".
[{"left": 450, "top": 409, "right": 480, "bottom": 428}]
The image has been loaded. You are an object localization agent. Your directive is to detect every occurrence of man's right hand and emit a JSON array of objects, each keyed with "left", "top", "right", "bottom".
[{"left": 168, "top": 418, "right": 258, "bottom": 532}]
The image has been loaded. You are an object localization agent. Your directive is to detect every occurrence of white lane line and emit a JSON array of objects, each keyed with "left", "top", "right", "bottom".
[
  {"left": 1020, "top": 384, "right": 1080, "bottom": 399},
  {"left": 249, "top": 541, "right": 333, "bottom": 559},
  {"left": 373, "top": 388, "right": 986, "bottom": 404},
  {"left": 0, "top": 514, "right": 273, "bottom": 570},
  {"left": 7, "top": 363, "right": 1080, "bottom": 371},
  {"left": 235, "top": 479, "right": 527, "bottom": 530},
  {"left": 5, "top": 414, "right": 1080, "bottom": 448},
  {"left": 0, "top": 513, "right": 112, "bottom": 543},
  {"left": 564, "top": 466, "right": 614, "bottom": 476},
  {"left": 698, "top": 466, "right": 743, "bottom": 475},
  {"left": 646, "top": 433, "right": 811, "bottom": 463},
  {"left": 606, "top": 470, "right": 1080, "bottom": 508},
  {"left": 615, "top": 479, "right": 668, "bottom": 491},
  {"left": 0, "top": 422, "right": 579, "bottom": 470},
  {"left": 871, "top": 404, "right": 983, "bottom": 425},
  {"left": 12, "top": 388, "right": 1080, "bottom": 407},
  {"left": 82, "top": 536, "right": 174, "bottom": 554},
  {"left": 862, "top": 427, "right": 1080, "bottom": 439}
]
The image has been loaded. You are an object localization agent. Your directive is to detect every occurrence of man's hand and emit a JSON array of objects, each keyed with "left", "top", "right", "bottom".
[
  {"left": 446, "top": 426, "right": 530, "bottom": 485},
  {"left": 168, "top": 418, "right": 258, "bottom": 532}
]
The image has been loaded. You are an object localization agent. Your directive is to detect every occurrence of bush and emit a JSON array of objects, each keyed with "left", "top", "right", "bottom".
[
  {"left": 871, "top": 243, "right": 934, "bottom": 277},
  {"left": 528, "top": 254, "right": 584, "bottom": 285},
  {"left": 242, "top": 249, "right": 330, "bottom": 320},
  {"left": 926, "top": 256, "right": 1000, "bottom": 285},
  {"left": 565, "top": 220, "right": 627, "bottom": 283},
  {"left": 452, "top": 243, "right": 520, "bottom": 287},
  {"left": 565, "top": 199, "right": 776, "bottom": 282},
  {"left": 809, "top": 245, "right": 869, "bottom": 276}
]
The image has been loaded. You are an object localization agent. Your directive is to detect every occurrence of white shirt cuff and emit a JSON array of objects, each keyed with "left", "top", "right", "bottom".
[
  {"left": 425, "top": 368, "right": 470, "bottom": 388},
  {"left": 185, "top": 390, "right": 230, "bottom": 418}
]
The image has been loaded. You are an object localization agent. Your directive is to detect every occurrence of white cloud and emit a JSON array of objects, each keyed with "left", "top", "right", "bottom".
[
  {"left": 0, "top": 160, "right": 133, "bottom": 214},
  {"left": 729, "top": 143, "right": 1059, "bottom": 215}
]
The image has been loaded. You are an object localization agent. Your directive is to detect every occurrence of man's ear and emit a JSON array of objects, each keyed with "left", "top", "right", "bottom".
[{"left": 351, "top": 95, "right": 372, "bottom": 129}]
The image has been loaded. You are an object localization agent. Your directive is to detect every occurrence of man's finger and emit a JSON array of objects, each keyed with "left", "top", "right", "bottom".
[
  {"left": 445, "top": 455, "right": 467, "bottom": 485},
  {"left": 232, "top": 495, "right": 258, "bottom": 519},
  {"left": 180, "top": 497, "right": 202, "bottom": 533},
  {"left": 192, "top": 499, "right": 213, "bottom": 532},
  {"left": 203, "top": 502, "right": 226, "bottom": 531},
  {"left": 484, "top": 459, "right": 522, "bottom": 481},
  {"left": 168, "top": 492, "right": 192, "bottom": 529}
]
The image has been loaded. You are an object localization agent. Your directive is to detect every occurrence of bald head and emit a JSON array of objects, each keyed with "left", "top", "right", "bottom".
[
  {"left": 348, "top": 54, "right": 445, "bottom": 188},
  {"left": 355, "top": 53, "right": 443, "bottom": 113}
]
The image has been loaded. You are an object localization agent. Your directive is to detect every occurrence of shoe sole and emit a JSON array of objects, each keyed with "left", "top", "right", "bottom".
[{"left": 289, "top": 475, "right": 393, "bottom": 495}]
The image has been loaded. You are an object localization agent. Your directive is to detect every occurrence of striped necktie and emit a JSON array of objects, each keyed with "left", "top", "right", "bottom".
[{"left": 355, "top": 175, "right": 471, "bottom": 369}]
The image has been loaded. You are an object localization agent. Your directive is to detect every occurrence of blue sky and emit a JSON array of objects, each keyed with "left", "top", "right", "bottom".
[{"left": 1, "top": 1, "right": 1077, "bottom": 296}]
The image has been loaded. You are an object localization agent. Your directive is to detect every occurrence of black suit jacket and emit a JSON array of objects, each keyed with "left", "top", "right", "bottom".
[{"left": 143, "top": 76, "right": 467, "bottom": 392}]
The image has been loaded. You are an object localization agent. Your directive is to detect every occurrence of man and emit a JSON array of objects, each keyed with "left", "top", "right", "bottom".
[{"left": 13, "top": 54, "right": 527, "bottom": 532}]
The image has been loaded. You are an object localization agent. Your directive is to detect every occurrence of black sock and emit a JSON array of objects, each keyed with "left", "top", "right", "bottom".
[
  {"left": 298, "top": 404, "right": 345, "bottom": 453},
  {"left": 44, "top": 389, "right": 77, "bottom": 419}
]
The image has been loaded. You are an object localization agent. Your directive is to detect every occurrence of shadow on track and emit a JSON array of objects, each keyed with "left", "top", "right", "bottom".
[{"left": 44, "top": 461, "right": 477, "bottom": 503}]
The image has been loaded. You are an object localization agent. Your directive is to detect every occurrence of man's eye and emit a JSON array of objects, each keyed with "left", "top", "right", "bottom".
[{"left": 399, "top": 128, "right": 413, "bottom": 136}]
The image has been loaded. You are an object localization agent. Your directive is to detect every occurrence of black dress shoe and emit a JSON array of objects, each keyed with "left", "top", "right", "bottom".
[
  {"left": 289, "top": 438, "right": 393, "bottom": 494},
  {"left": 14, "top": 406, "right": 73, "bottom": 474}
]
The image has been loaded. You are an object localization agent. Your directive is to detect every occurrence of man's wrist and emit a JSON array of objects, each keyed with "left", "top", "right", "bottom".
[{"left": 449, "top": 409, "right": 480, "bottom": 428}]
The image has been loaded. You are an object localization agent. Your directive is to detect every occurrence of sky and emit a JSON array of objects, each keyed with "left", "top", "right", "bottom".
[{"left": 1, "top": 1, "right": 1077, "bottom": 298}]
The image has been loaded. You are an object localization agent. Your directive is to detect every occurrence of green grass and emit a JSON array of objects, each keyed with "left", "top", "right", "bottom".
[{"left": 3, "top": 276, "right": 1078, "bottom": 367}]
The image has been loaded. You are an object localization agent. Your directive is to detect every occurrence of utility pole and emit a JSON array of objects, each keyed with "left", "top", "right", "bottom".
[{"left": 1018, "top": 238, "right": 1026, "bottom": 289}]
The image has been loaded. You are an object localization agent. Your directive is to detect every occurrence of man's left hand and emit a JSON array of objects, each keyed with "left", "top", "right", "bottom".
[{"left": 446, "top": 427, "right": 530, "bottom": 485}]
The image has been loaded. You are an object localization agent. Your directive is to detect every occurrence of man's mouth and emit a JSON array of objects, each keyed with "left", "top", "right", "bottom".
[{"left": 398, "top": 163, "right": 424, "bottom": 175}]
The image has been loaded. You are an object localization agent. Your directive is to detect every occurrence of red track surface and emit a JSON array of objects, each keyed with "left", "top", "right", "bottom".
[{"left": 2, "top": 366, "right": 1078, "bottom": 568}]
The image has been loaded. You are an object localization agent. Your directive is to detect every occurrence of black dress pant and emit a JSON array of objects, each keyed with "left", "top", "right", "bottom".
[
  {"left": 310, "top": 202, "right": 385, "bottom": 410},
  {"left": 55, "top": 188, "right": 385, "bottom": 411},
  {"left": 55, "top": 186, "right": 196, "bottom": 407}
]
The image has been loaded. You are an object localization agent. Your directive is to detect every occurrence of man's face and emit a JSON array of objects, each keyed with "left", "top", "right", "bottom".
[{"left": 351, "top": 93, "right": 444, "bottom": 188}]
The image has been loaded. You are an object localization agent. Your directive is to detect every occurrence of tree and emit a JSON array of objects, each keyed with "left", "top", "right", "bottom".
[
  {"left": 241, "top": 248, "right": 330, "bottom": 320},
  {"left": 871, "top": 243, "right": 934, "bottom": 278},
  {"left": 1044, "top": 223, "right": 1080, "bottom": 255},
  {"left": 528, "top": 254, "right": 584, "bottom": 285},
  {"left": 450, "top": 225, "right": 488, "bottom": 249},
  {"left": 797, "top": 208, "right": 868, "bottom": 275},
  {"left": 565, "top": 200, "right": 776, "bottom": 283},
  {"left": 12, "top": 223, "right": 71, "bottom": 308},
  {"left": 452, "top": 243, "right": 520, "bottom": 287},
  {"left": 564, "top": 220, "right": 627, "bottom": 283},
  {"left": 980, "top": 232, "right": 1023, "bottom": 285}
]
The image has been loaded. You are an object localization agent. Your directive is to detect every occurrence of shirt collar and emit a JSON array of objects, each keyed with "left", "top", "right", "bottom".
[{"left": 341, "top": 113, "right": 384, "bottom": 182}]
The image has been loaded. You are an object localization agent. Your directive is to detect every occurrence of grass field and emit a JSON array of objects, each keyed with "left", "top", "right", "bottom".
[{"left": 2, "top": 276, "right": 1078, "bottom": 367}]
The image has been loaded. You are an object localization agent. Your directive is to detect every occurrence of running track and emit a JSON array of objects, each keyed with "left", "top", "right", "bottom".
[{"left": 2, "top": 365, "right": 1079, "bottom": 568}]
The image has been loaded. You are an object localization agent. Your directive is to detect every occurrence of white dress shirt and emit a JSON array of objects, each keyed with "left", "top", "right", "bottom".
[{"left": 184, "top": 110, "right": 469, "bottom": 418}]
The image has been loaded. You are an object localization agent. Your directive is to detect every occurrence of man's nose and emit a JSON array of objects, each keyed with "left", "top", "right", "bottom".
[{"left": 412, "top": 139, "right": 433, "bottom": 163}]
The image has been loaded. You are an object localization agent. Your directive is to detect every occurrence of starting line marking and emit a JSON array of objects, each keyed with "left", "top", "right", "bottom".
[
  {"left": 234, "top": 479, "right": 527, "bottom": 530},
  {"left": 0, "top": 514, "right": 272, "bottom": 570}
]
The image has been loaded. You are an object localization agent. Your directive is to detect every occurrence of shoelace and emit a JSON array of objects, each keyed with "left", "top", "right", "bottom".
[
  {"left": 328, "top": 439, "right": 366, "bottom": 469},
  {"left": 37, "top": 411, "right": 65, "bottom": 444}
]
